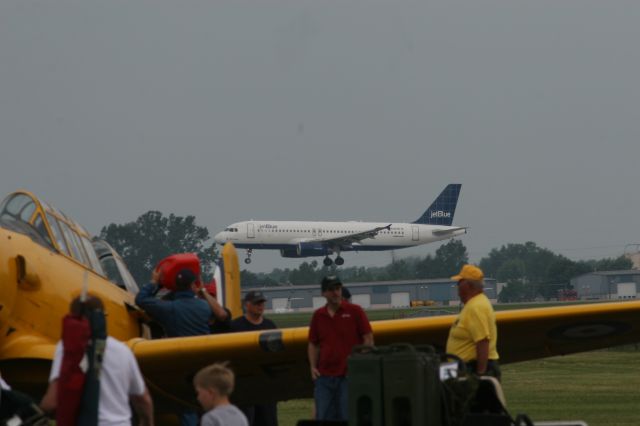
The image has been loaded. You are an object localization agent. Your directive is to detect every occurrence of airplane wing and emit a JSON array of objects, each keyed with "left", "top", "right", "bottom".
[
  {"left": 128, "top": 300, "right": 640, "bottom": 410},
  {"left": 432, "top": 226, "right": 467, "bottom": 237},
  {"left": 304, "top": 224, "right": 392, "bottom": 248}
]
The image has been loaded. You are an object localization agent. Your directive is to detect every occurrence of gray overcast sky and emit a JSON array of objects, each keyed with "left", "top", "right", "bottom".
[{"left": 1, "top": 1, "right": 639, "bottom": 273}]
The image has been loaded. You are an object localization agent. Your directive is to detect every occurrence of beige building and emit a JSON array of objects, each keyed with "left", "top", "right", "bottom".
[{"left": 625, "top": 251, "right": 640, "bottom": 269}]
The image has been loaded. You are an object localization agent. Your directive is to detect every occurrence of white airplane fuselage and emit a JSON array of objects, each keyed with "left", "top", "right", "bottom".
[
  {"left": 215, "top": 184, "right": 465, "bottom": 264},
  {"left": 214, "top": 220, "right": 466, "bottom": 256}
]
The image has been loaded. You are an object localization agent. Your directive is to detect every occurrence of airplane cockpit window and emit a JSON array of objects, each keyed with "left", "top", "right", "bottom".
[
  {"left": 22, "top": 202, "right": 35, "bottom": 221},
  {"left": 92, "top": 239, "right": 139, "bottom": 294},
  {"left": 46, "top": 213, "right": 70, "bottom": 256},
  {"left": 114, "top": 255, "right": 139, "bottom": 294},
  {"left": 0, "top": 193, "right": 36, "bottom": 222},
  {"left": 68, "top": 228, "right": 91, "bottom": 267},
  {"left": 0, "top": 193, "right": 54, "bottom": 249},
  {"left": 33, "top": 213, "right": 54, "bottom": 248},
  {"left": 95, "top": 245, "right": 126, "bottom": 289},
  {"left": 93, "top": 239, "right": 127, "bottom": 290},
  {"left": 80, "top": 236, "right": 105, "bottom": 276},
  {"left": 58, "top": 220, "right": 89, "bottom": 266}
]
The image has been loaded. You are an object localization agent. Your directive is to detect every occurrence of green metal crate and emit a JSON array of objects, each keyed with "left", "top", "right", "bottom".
[
  {"left": 348, "top": 345, "right": 388, "bottom": 426},
  {"left": 382, "top": 344, "right": 442, "bottom": 426}
]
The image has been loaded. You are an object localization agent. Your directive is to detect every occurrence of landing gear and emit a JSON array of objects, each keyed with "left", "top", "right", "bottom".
[
  {"left": 244, "top": 249, "right": 253, "bottom": 264},
  {"left": 323, "top": 255, "right": 344, "bottom": 266}
]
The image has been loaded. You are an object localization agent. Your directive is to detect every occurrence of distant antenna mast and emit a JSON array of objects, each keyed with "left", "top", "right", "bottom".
[{"left": 624, "top": 244, "right": 640, "bottom": 256}]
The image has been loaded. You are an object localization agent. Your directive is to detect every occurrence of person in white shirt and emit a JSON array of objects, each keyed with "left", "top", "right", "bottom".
[{"left": 40, "top": 296, "right": 154, "bottom": 426}]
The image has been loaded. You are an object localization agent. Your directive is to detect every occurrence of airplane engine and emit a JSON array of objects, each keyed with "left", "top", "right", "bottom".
[{"left": 280, "top": 243, "right": 328, "bottom": 258}]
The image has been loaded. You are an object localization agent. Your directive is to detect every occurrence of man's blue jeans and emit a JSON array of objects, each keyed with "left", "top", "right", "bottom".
[
  {"left": 180, "top": 410, "right": 198, "bottom": 426},
  {"left": 314, "top": 376, "right": 348, "bottom": 421}
]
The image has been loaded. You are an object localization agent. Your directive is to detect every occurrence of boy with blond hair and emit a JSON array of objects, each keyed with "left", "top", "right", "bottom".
[{"left": 193, "top": 363, "right": 248, "bottom": 426}]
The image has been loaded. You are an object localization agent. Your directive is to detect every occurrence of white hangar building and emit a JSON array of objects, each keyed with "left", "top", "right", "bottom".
[{"left": 240, "top": 277, "right": 498, "bottom": 312}]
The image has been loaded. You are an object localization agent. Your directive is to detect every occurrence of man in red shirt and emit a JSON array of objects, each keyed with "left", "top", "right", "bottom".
[{"left": 308, "top": 276, "right": 374, "bottom": 421}]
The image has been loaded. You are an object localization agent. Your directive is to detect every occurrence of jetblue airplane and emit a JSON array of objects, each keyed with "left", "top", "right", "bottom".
[{"left": 214, "top": 184, "right": 466, "bottom": 266}]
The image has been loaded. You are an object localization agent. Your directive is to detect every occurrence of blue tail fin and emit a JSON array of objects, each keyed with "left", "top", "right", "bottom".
[{"left": 413, "top": 184, "right": 461, "bottom": 226}]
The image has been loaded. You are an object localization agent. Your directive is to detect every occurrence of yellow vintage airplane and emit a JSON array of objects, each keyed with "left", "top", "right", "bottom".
[{"left": 2, "top": 190, "right": 640, "bottom": 419}]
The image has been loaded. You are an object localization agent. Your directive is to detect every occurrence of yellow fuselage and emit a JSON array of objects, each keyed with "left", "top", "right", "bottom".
[{"left": 0, "top": 226, "right": 142, "bottom": 395}]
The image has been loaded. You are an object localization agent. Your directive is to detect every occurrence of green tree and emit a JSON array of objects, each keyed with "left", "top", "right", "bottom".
[
  {"left": 383, "top": 258, "right": 413, "bottom": 281},
  {"left": 481, "top": 242, "right": 559, "bottom": 300},
  {"left": 344, "top": 266, "right": 375, "bottom": 282},
  {"left": 498, "top": 281, "right": 528, "bottom": 303},
  {"left": 240, "top": 270, "right": 280, "bottom": 288},
  {"left": 542, "top": 256, "right": 584, "bottom": 299},
  {"left": 433, "top": 239, "right": 469, "bottom": 276},
  {"left": 416, "top": 254, "right": 438, "bottom": 278},
  {"left": 496, "top": 259, "right": 526, "bottom": 283},
  {"left": 592, "top": 256, "right": 633, "bottom": 271},
  {"left": 289, "top": 261, "right": 323, "bottom": 285},
  {"left": 240, "top": 270, "right": 261, "bottom": 288},
  {"left": 416, "top": 240, "right": 468, "bottom": 278},
  {"left": 100, "top": 211, "right": 217, "bottom": 285}
]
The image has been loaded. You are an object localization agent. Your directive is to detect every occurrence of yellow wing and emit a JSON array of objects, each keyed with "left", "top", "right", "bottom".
[
  {"left": 129, "top": 300, "right": 640, "bottom": 410},
  {"left": 128, "top": 327, "right": 311, "bottom": 411},
  {"left": 494, "top": 301, "right": 640, "bottom": 363}
]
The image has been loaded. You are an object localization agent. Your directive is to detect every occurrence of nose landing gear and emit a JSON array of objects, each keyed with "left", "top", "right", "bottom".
[
  {"left": 244, "top": 249, "right": 253, "bottom": 264},
  {"left": 323, "top": 255, "right": 345, "bottom": 266}
]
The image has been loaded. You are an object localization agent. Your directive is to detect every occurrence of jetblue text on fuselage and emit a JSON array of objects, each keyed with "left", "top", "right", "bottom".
[
  {"left": 430, "top": 211, "right": 451, "bottom": 219},
  {"left": 259, "top": 224, "right": 278, "bottom": 230}
]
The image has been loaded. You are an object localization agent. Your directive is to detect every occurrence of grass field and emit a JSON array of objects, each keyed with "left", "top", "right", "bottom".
[
  {"left": 272, "top": 304, "right": 640, "bottom": 426},
  {"left": 502, "top": 348, "right": 640, "bottom": 425},
  {"left": 278, "top": 349, "right": 640, "bottom": 426}
]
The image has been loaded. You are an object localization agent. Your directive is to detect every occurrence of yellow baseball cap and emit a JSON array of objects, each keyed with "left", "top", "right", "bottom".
[{"left": 451, "top": 264, "right": 484, "bottom": 282}]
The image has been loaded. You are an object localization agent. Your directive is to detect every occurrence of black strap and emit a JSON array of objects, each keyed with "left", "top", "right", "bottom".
[{"left": 514, "top": 414, "right": 535, "bottom": 426}]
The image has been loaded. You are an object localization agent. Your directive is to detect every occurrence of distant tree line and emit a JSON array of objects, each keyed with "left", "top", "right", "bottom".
[
  {"left": 101, "top": 211, "right": 632, "bottom": 301},
  {"left": 480, "top": 242, "right": 631, "bottom": 302},
  {"left": 240, "top": 239, "right": 470, "bottom": 288}
]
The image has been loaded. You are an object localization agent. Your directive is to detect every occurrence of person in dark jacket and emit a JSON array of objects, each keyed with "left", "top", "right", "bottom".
[
  {"left": 136, "top": 268, "right": 229, "bottom": 337},
  {"left": 136, "top": 268, "right": 229, "bottom": 426},
  {"left": 230, "top": 291, "right": 278, "bottom": 426},
  {"left": 230, "top": 291, "right": 276, "bottom": 332}
]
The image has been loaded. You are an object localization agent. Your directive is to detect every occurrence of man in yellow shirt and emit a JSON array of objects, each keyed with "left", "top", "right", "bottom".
[{"left": 446, "top": 264, "right": 501, "bottom": 380}]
